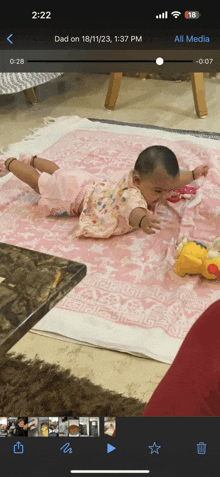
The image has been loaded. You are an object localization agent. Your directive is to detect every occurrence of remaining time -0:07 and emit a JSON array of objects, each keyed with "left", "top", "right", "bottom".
[{"left": 196, "top": 58, "right": 213, "bottom": 64}]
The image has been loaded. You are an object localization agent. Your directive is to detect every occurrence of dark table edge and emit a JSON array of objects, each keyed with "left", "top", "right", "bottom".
[{"left": 0, "top": 264, "right": 87, "bottom": 358}]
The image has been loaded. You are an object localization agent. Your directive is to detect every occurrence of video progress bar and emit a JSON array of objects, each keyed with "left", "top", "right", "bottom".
[
  {"left": 70, "top": 470, "right": 150, "bottom": 474},
  {"left": 27, "top": 60, "right": 193, "bottom": 63}
]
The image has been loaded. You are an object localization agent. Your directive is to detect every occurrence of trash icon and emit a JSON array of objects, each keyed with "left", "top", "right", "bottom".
[{"left": 197, "top": 442, "right": 207, "bottom": 454}]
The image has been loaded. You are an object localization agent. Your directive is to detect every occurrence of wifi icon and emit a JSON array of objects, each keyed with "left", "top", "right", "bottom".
[{"left": 171, "top": 11, "right": 181, "bottom": 18}]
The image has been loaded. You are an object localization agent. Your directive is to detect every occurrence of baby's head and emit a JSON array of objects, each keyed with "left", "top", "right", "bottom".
[{"left": 133, "top": 145, "right": 180, "bottom": 205}]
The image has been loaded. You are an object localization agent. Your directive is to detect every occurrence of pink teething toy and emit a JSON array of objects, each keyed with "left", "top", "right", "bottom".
[{"left": 167, "top": 186, "right": 197, "bottom": 203}]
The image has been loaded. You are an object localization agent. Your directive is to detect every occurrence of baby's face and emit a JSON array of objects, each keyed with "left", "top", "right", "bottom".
[{"left": 133, "top": 168, "right": 180, "bottom": 205}]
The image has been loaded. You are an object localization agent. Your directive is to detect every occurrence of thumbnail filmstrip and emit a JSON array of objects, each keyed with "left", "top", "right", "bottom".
[{"left": 0, "top": 416, "right": 101, "bottom": 437}]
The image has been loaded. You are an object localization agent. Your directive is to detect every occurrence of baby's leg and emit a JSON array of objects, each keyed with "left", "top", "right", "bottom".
[
  {"left": 5, "top": 158, "right": 40, "bottom": 194},
  {"left": 31, "top": 156, "right": 60, "bottom": 175}
]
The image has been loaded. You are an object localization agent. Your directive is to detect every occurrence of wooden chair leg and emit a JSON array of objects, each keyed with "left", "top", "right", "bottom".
[
  {"left": 24, "top": 87, "right": 37, "bottom": 104},
  {"left": 105, "top": 73, "right": 123, "bottom": 110},
  {"left": 191, "top": 73, "right": 207, "bottom": 118}
]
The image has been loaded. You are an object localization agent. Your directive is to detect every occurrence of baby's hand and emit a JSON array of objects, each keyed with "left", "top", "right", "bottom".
[
  {"left": 140, "top": 213, "right": 161, "bottom": 235},
  {"left": 193, "top": 164, "right": 209, "bottom": 180}
]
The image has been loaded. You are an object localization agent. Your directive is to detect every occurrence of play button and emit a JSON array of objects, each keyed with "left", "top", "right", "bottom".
[{"left": 107, "top": 443, "right": 116, "bottom": 453}]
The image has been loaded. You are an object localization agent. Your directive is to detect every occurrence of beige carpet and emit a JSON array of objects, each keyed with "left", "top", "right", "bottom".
[{"left": 1, "top": 72, "right": 220, "bottom": 405}]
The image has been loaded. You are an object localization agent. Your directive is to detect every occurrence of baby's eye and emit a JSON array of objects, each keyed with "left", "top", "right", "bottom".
[{"left": 155, "top": 190, "right": 172, "bottom": 194}]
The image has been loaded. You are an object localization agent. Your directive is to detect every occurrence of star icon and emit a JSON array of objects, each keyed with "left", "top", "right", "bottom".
[{"left": 148, "top": 442, "right": 161, "bottom": 454}]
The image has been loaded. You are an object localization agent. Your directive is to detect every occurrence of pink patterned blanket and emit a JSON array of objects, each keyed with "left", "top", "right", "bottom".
[{"left": 1, "top": 127, "right": 220, "bottom": 362}]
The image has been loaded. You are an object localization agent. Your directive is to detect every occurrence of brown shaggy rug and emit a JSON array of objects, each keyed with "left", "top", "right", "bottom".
[{"left": 0, "top": 353, "right": 146, "bottom": 416}]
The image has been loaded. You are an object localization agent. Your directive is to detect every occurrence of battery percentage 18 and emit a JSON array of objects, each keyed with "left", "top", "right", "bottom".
[{"left": 185, "top": 11, "right": 201, "bottom": 19}]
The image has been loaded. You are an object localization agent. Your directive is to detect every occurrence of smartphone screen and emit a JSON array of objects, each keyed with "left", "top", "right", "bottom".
[{"left": 0, "top": 8, "right": 219, "bottom": 476}]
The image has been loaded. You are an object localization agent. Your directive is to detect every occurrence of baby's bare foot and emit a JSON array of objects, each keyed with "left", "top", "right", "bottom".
[
  {"left": 18, "top": 153, "right": 35, "bottom": 165},
  {"left": 0, "top": 153, "right": 35, "bottom": 176},
  {"left": 0, "top": 157, "right": 15, "bottom": 176}
]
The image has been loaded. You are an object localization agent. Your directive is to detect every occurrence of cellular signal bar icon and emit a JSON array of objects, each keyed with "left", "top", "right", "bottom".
[{"left": 156, "top": 11, "right": 168, "bottom": 19}]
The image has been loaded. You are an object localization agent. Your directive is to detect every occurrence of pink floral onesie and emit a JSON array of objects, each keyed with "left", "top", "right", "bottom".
[
  {"left": 37, "top": 168, "right": 149, "bottom": 238},
  {"left": 75, "top": 170, "right": 149, "bottom": 238}
]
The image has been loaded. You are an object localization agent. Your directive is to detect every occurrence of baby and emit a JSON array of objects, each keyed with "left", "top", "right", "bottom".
[{"left": 1, "top": 146, "right": 209, "bottom": 238}]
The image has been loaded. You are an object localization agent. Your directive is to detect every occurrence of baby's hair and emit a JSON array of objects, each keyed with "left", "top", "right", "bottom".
[{"left": 134, "top": 145, "right": 179, "bottom": 178}]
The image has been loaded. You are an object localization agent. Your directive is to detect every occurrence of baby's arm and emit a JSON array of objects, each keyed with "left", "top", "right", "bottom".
[
  {"left": 129, "top": 207, "right": 161, "bottom": 234},
  {"left": 129, "top": 207, "right": 149, "bottom": 228},
  {"left": 176, "top": 170, "right": 195, "bottom": 189}
]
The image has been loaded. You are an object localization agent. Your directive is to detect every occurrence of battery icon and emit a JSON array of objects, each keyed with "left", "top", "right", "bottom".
[{"left": 185, "top": 11, "right": 200, "bottom": 19}]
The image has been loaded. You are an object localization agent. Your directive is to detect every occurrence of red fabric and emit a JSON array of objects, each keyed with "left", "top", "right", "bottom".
[{"left": 142, "top": 300, "right": 220, "bottom": 416}]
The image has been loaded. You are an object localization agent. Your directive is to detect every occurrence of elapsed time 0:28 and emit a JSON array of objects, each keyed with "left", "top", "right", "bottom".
[{"left": 10, "top": 59, "right": 25, "bottom": 64}]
